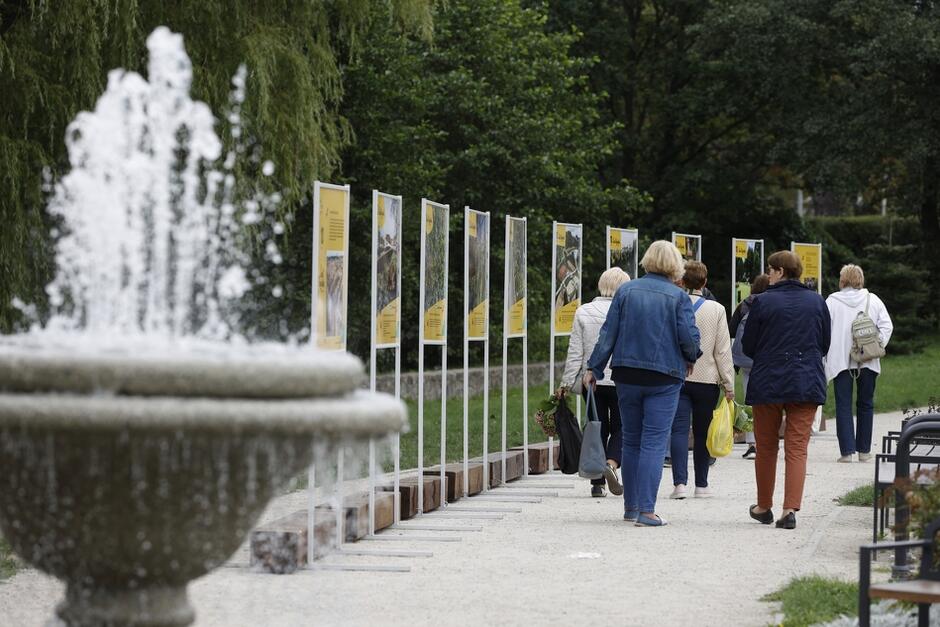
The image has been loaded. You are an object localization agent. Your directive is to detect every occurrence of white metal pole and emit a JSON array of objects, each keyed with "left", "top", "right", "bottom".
[
  {"left": 482, "top": 212, "right": 490, "bottom": 490},
  {"left": 606, "top": 225, "right": 611, "bottom": 270},
  {"left": 501, "top": 216, "right": 510, "bottom": 485},
  {"left": 548, "top": 221, "right": 557, "bottom": 472},
  {"left": 369, "top": 190, "right": 378, "bottom": 537},
  {"left": 522, "top": 218, "right": 529, "bottom": 476},
  {"left": 394, "top": 345, "right": 401, "bottom": 524},
  {"left": 335, "top": 446, "right": 344, "bottom": 550},
  {"left": 442, "top": 203, "right": 451, "bottom": 503},
  {"left": 307, "top": 457, "right": 316, "bottom": 566},
  {"left": 418, "top": 199, "right": 427, "bottom": 515},
  {"left": 463, "top": 207, "right": 471, "bottom": 496}
]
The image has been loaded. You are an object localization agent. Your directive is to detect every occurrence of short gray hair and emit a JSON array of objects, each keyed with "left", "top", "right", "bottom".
[
  {"left": 839, "top": 264, "right": 865, "bottom": 289},
  {"left": 640, "top": 240, "right": 685, "bottom": 281},
  {"left": 598, "top": 267, "right": 630, "bottom": 297}
]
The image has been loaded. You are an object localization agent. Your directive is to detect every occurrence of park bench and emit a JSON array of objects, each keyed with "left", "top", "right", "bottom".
[
  {"left": 871, "top": 415, "right": 940, "bottom": 552},
  {"left": 859, "top": 515, "right": 940, "bottom": 627}
]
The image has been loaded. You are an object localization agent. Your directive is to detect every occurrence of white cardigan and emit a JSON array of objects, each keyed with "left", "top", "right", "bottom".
[
  {"left": 561, "top": 297, "right": 614, "bottom": 388},
  {"left": 825, "top": 288, "right": 893, "bottom": 381},
  {"left": 686, "top": 293, "right": 735, "bottom": 394}
]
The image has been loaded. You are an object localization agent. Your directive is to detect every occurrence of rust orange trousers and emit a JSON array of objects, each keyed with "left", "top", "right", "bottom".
[{"left": 752, "top": 403, "right": 818, "bottom": 511}]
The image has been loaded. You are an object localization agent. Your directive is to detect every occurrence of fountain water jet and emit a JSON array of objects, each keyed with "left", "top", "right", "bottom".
[{"left": 0, "top": 26, "right": 404, "bottom": 627}]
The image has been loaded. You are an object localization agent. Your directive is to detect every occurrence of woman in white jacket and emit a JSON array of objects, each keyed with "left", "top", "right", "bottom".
[
  {"left": 826, "top": 264, "right": 893, "bottom": 462},
  {"left": 559, "top": 267, "right": 630, "bottom": 497}
]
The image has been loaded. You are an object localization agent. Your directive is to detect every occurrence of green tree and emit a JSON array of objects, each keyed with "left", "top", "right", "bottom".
[
  {"left": 0, "top": 0, "right": 432, "bottom": 331},
  {"left": 337, "top": 0, "right": 650, "bottom": 368}
]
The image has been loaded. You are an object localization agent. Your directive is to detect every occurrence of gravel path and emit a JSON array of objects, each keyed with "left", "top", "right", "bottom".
[{"left": 1, "top": 411, "right": 905, "bottom": 626}]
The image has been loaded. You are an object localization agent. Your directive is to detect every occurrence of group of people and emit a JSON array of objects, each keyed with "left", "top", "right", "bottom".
[{"left": 559, "top": 240, "right": 893, "bottom": 529}]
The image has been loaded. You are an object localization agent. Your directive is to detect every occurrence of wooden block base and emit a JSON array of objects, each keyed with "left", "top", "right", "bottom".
[
  {"left": 424, "top": 462, "right": 484, "bottom": 501},
  {"left": 511, "top": 441, "right": 560, "bottom": 474},
  {"left": 380, "top": 475, "right": 441, "bottom": 519},
  {"left": 472, "top": 451, "right": 525, "bottom": 487}
]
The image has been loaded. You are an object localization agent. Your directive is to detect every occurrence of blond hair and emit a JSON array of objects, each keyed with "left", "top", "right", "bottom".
[
  {"left": 839, "top": 264, "right": 865, "bottom": 289},
  {"left": 598, "top": 267, "right": 630, "bottom": 297},
  {"left": 640, "top": 240, "right": 685, "bottom": 281}
]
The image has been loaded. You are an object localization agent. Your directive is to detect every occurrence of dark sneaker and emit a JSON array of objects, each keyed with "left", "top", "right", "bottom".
[
  {"left": 663, "top": 457, "right": 671, "bottom": 468},
  {"left": 604, "top": 463, "right": 624, "bottom": 496},
  {"left": 591, "top": 485, "right": 606, "bottom": 498},
  {"left": 742, "top": 445, "right": 756, "bottom": 459}
]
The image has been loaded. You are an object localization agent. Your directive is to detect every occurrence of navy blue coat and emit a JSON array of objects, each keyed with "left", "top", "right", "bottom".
[{"left": 741, "top": 279, "right": 831, "bottom": 405}]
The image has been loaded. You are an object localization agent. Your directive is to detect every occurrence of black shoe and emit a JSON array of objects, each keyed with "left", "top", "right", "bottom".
[
  {"left": 591, "top": 485, "right": 606, "bottom": 498},
  {"left": 708, "top": 456, "right": 716, "bottom": 466},
  {"left": 749, "top": 505, "right": 774, "bottom": 525},
  {"left": 775, "top": 512, "right": 796, "bottom": 529},
  {"left": 663, "top": 457, "right": 672, "bottom": 468},
  {"left": 742, "top": 445, "right": 756, "bottom": 459}
]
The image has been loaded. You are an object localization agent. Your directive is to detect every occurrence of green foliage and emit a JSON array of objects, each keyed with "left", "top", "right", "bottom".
[
  {"left": 838, "top": 483, "right": 875, "bottom": 507},
  {"left": 337, "top": 0, "right": 650, "bottom": 369},
  {"left": 762, "top": 575, "right": 858, "bottom": 627},
  {"left": 806, "top": 215, "right": 935, "bottom": 353},
  {"left": 0, "top": 535, "right": 18, "bottom": 580},
  {"left": 0, "top": 0, "right": 432, "bottom": 332}
]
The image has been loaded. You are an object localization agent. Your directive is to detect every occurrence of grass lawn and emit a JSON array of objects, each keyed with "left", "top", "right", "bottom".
[
  {"left": 0, "top": 536, "right": 18, "bottom": 580},
  {"left": 837, "top": 483, "right": 875, "bottom": 507},
  {"left": 762, "top": 575, "right": 858, "bottom": 626}
]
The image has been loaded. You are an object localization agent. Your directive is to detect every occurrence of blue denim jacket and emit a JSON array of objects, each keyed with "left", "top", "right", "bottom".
[{"left": 587, "top": 273, "right": 701, "bottom": 381}]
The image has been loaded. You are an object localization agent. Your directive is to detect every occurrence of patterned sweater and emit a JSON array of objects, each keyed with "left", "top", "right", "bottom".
[{"left": 687, "top": 292, "right": 735, "bottom": 393}]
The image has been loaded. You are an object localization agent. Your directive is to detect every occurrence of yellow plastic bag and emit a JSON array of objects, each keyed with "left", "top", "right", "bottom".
[{"left": 706, "top": 396, "right": 734, "bottom": 458}]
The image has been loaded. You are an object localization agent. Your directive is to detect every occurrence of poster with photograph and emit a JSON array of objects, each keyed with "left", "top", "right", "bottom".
[
  {"left": 422, "top": 200, "right": 449, "bottom": 344},
  {"left": 791, "top": 241, "right": 823, "bottom": 294},
  {"left": 506, "top": 216, "right": 527, "bottom": 337},
  {"left": 552, "top": 222, "right": 582, "bottom": 336},
  {"left": 374, "top": 192, "right": 401, "bottom": 347},
  {"left": 732, "top": 238, "right": 764, "bottom": 309},
  {"left": 607, "top": 227, "right": 639, "bottom": 279},
  {"left": 672, "top": 232, "right": 702, "bottom": 261},
  {"left": 466, "top": 208, "right": 489, "bottom": 340},
  {"left": 314, "top": 182, "right": 349, "bottom": 350}
]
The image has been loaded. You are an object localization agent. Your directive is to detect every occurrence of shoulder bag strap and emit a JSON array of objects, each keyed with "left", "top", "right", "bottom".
[{"left": 585, "top": 386, "right": 600, "bottom": 422}]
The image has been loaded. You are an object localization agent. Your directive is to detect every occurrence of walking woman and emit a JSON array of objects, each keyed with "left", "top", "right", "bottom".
[
  {"left": 741, "top": 251, "right": 830, "bottom": 529},
  {"left": 825, "top": 264, "right": 893, "bottom": 463},
  {"left": 585, "top": 241, "right": 701, "bottom": 527},
  {"left": 729, "top": 273, "right": 771, "bottom": 459},
  {"left": 669, "top": 261, "right": 735, "bottom": 499},
  {"left": 559, "top": 267, "right": 631, "bottom": 497}
]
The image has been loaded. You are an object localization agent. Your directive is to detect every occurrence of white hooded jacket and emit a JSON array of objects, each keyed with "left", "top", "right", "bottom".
[{"left": 825, "top": 288, "right": 893, "bottom": 381}]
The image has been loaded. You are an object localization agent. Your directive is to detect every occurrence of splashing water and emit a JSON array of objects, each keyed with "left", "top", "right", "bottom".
[{"left": 24, "top": 26, "right": 280, "bottom": 350}]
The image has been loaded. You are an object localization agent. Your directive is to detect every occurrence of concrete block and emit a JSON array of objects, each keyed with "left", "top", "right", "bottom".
[{"left": 249, "top": 507, "right": 335, "bottom": 574}]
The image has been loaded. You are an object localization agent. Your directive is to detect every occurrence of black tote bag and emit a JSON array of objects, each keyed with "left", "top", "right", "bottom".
[{"left": 554, "top": 397, "right": 582, "bottom": 474}]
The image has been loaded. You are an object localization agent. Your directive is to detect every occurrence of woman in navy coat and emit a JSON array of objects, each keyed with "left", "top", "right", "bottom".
[{"left": 741, "top": 250, "right": 830, "bottom": 530}]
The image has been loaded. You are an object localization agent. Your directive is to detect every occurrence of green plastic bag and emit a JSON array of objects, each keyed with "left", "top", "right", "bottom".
[{"left": 706, "top": 396, "right": 734, "bottom": 457}]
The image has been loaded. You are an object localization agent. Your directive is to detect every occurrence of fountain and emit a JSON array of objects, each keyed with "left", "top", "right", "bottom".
[{"left": 0, "top": 27, "right": 404, "bottom": 627}]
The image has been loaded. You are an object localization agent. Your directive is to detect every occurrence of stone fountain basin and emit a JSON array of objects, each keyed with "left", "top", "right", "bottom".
[
  {"left": 0, "top": 391, "right": 404, "bottom": 584},
  {"left": 0, "top": 350, "right": 406, "bottom": 627}
]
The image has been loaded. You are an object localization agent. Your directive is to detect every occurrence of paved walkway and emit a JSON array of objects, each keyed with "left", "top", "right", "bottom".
[{"left": 1, "top": 411, "right": 905, "bottom": 626}]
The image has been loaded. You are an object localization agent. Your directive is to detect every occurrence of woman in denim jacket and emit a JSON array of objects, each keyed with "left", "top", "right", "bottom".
[{"left": 585, "top": 241, "right": 701, "bottom": 527}]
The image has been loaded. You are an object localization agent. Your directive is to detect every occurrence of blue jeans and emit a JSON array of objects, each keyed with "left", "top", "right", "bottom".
[
  {"left": 670, "top": 382, "right": 719, "bottom": 488},
  {"left": 833, "top": 368, "right": 878, "bottom": 455},
  {"left": 617, "top": 381, "right": 683, "bottom": 513}
]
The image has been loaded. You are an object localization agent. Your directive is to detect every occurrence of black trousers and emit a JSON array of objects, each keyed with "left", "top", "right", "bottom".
[{"left": 583, "top": 385, "right": 623, "bottom": 486}]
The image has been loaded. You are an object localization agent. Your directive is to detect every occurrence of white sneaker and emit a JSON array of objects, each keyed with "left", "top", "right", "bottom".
[
  {"left": 838, "top": 454, "right": 855, "bottom": 463},
  {"left": 670, "top": 484, "right": 687, "bottom": 500},
  {"left": 858, "top": 452, "right": 873, "bottom": 462},
  {"left": 694, "top": 487, "right": 713, "bottom": 498}
]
